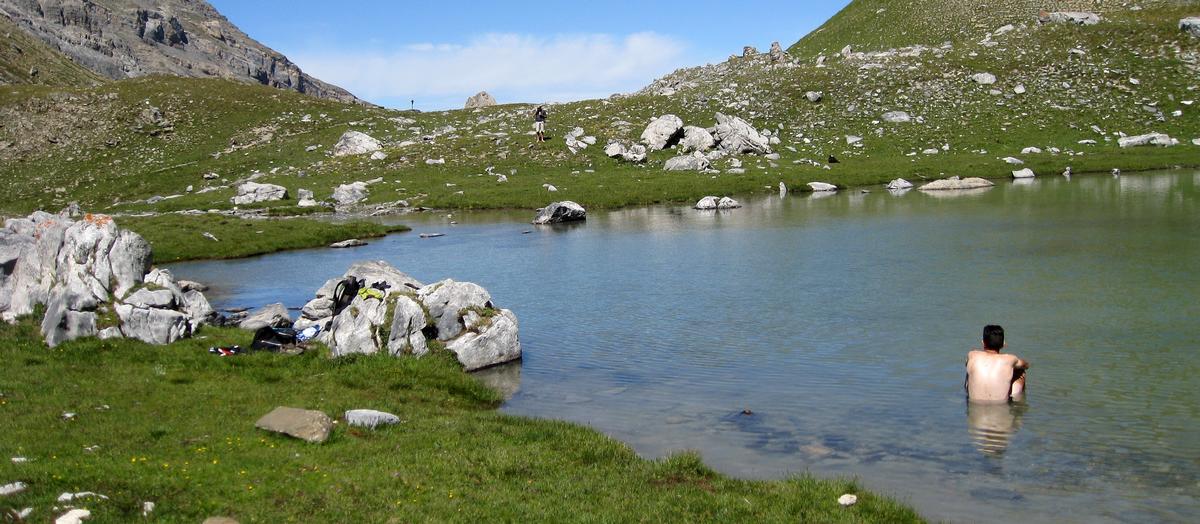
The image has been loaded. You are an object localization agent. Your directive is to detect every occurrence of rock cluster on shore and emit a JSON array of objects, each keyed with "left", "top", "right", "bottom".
[
  {"left": 294, "top": 261, "right": 522, "bottom": 371},
  {"left": 1, "top": 209, "right": 213, "bottom": 347}
]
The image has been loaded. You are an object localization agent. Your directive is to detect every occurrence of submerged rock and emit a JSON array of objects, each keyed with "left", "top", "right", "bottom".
[
  {"left": 808, "top": 182, "right": 838, "bottom": 192},
  {"left": 695, "top": 196, "right": 720, "bottom": 210},
  {"left": 717, "top": 197, "right": 742, "bottom": 209},
  {"left": 886, "top": 178, "right": 914, "bottom": 190}
]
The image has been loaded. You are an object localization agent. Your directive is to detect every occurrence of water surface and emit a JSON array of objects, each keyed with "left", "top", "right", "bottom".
[{"left": 172, "top": 171, "right": 1200, "bottom": 523}]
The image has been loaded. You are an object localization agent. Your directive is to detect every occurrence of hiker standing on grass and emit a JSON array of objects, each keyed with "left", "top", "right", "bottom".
[{"left": 533, "top": 105, "right": 548, "bottom": 142}]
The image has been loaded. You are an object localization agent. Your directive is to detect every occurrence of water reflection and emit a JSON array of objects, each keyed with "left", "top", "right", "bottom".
[
  {"left": 967, "top": 401, "right": 1029, "bottom": 457},
  {"left": 472, "top": 361, "right": 522, "bottom": 400},
  {"left": 919, "top": 187, "right": 994, "bottom": 199}
]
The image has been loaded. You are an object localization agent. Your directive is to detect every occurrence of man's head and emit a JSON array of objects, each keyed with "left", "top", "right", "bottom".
[{"left": 982, "top": 325, "right": 1005, "bottom": 351}]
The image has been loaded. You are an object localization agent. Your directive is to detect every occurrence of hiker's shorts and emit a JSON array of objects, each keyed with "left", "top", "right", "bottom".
[{"left": 534, "top": 121, "right": 545, "bottom": 133}]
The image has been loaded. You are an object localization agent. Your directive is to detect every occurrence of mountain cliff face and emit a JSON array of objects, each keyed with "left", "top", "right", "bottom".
[{"left": 0, "top": 0, "right": 362, "bottom": 103}]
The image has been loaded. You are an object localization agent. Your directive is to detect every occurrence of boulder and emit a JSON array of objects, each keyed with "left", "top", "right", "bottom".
[
  {"left": 2, "top": 211, "right": 204, "bottom": 347},
  {"left": 679, "top": 126, "right": 715, "bottom": 152},
  {"left": 886, "top": 179, "right": 914, "bottom": 190},
  {"left": 882, "top": 111, "right": 912, "bottom": 123},
  {"left": 713, "top": 113, "right": 771, "bottom": 154},
  {"left": 805, "top": 91, "right": 823, "bottom": 103},
  {"left": 971, "top": 73, "right": 997, "bottom": 85},
  {"left": 115, "top": 303, "right": 191, "bottom": 345},
  {"left": 1183, "top": 18, "right": 1200, "bottom": 38},
  {"left": 640, "top": 115, "right": 685, "bottom": 151},
  {"left": 742, "top": 45, "right": 758, "bottom": 57},
  {"left": 694, "top": 196, "right": 720, "bottom": 210},
  {"left": 345, "top": 409, "right": 401, "bottom": 429},
  {"left": 919, "top": 177, "right": 996, "bottom": 191},
  {"left": 297, "top": 189, "right": 318, "bottom": 207},
  {"left": 664, "top": 153, "right": 711, "bottom": 171},
  {"left": 0, "top": 481, "right": 27, "bottom": 496},
  {"left": 1039, "top": 11, "right": 1100, "bottom": 26},
  {"left": 231, "top": 182, "right": 287, "bottom": 206},
  {"left": 446, "top": 309, "right": 522, "bottom": 371},
  {"left": 332, "top": 182, "right": 370, "bottom": 206},
  {"left": 1021, "top": 147, "right": 1043, "bottom": 154},
  {"left": 1012, "top": 168, "right": 1036, "bottom": 179},
  {"left": 326, "top": 294, "right": 390, "bottom": 356},
  {"left": 1118, "top": 133, "right": 1177, "bottom": 148},
  {"left": 255, "top": 407, "right": 333, "bottom": 444},
  {"left": 332, "top": 131, "right": 382, "bottom": 157},
  {"left": 717, "top": 197, "right": 742, "bottom": 209},
  {"left": 239, "top": 303, "right": 291, "bottom": 330},
  {"left": 808, "top": 182, "right": 838, "bottom": 192},
  {"left": 56, "top": 509, "right": 92, "bottom": 524},
  {"left": 532, "top": 201, "right": 587, "bottom": 225},
  {"left": 464, "top": 91, "right": 497, "bottom": 109},
  {"left": 1003, "top": 157, "right": 1024, "bottom": 165},
  {"left": 417, "top": 280, "right": 493, "bottom": 341},
  {"left": 386, "top": 295, "right": 428, "bottom": 356}
]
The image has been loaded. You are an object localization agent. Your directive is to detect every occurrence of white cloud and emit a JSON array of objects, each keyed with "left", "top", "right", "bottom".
[{"left": 292, "top": 32, "right": 687, "bottom": 109}]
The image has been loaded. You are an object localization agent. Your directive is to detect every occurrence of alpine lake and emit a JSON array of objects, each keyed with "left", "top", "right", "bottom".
[{"left": 171, "top": 169, "right": 1200, "bottom": 524}]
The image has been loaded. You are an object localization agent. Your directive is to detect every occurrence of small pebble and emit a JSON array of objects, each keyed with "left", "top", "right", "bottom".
[
  {"left": 61, "top": 412, "right": 76, "bottom": 421},
  {"left": 11, "top": 457, "right": 29, "bottom": 464},
  {"left": 838, "top": 494, "right": 858, "bottom": 506},
  {"left": 142, "top": 501, "right": 155, "bottom": 516}
]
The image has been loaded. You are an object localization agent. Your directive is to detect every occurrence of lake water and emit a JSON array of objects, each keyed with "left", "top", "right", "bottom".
[{"left": 171, "top": 171, "right": 1200, "bottom": 523}]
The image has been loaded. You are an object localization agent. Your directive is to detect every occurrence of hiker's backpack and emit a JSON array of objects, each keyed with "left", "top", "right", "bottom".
[
  {"left": 251, "top": 326, "right": 298, "bottom": 352},
  {"left": 332, "top": 277, "right": 364, "bottom": 316}
]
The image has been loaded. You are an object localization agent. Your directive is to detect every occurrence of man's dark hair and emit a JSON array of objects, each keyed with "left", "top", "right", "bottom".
[{"left": 983, "top": 325, "right": 1005, "bottom": 350}]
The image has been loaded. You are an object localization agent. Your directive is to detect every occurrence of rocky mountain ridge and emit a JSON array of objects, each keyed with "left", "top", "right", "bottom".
[{"left": 0, "top": 0, "right": 362, "bottom": 103}]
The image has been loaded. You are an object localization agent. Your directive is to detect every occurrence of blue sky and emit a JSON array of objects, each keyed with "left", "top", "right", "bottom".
[{"left": 208, "top": 1, "right": 849, "bottom": 110}]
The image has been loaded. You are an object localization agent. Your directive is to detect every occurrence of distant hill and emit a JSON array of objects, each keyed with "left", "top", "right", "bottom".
[{"left": 0, "top": 0, "right": 362, "bottom": 103}]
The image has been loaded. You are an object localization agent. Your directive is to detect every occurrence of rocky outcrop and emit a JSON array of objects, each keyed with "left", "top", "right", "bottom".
[
  {"left": 1, "top": 210, "right": 210, "bottom": 347},
  {"left": 0, "top": 0, "right": 362, "bottom": 103},
  {"left": 919, "top": 177, "right": 995, "bottom": 191},
  {"left": 640, "top": 115, "right": 684, "bottom": 151},
  {"left": 1118, "top": 133, "right": 1178, "bottom": 148},
  {"left": 1038, "top": 11, "right": 1101, "bottom": 26},
  {"left": 533, "top": 201, "right": 587, "bottom": 225},
  {"left": 713, "top": 113, "right": 771, "bottom": 154},
  {"left": 231, "top": 182, "right": 287, "bottom": 205},
  {"left": 464, "top": 91, "right": 497, "bottom": 109},
  {"left": 332, "top": 131, "right": 382, "bottom": 157},
  {"left": 293, "top": 261, "right": 521, "bottom": 371}
]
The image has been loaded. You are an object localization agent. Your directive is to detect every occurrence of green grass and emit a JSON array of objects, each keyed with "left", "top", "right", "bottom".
[
  {"left": 0, "top": 319, "right": 922, "bottom": 522},
  {"left": 119, "top": 214, "right": 410, "bottom": 263}
]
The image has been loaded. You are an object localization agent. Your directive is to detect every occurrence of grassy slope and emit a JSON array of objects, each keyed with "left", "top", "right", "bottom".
[
  {"left": 0, "top": 319, "right": 922, "bottom": 523},
  {"left": 0, "top": 16, "right": 104, "bottom": 87},
  {"left": 0, "top": 1, "right": 1196, "bottom": 218},
  {"left": 119, "top": 214, "right": 411, "bottom": 262}
]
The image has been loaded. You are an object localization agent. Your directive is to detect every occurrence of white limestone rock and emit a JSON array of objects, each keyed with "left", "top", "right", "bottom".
[
  {"left": 345, "top": 409, "right": 401, "bottom": 429},
  {"left": 1012, "top": 168, "right": 1036, "bottom": 179},
  {"left": 232, "top": 182, "right": 287, "bottom": 206},
  {"left": 713, "top": 113, "right": 771, "bottom": 154},
  {"left": 679, "top": 126, "right": 716, "bottom": 152},
  {"left": 640, "top": 115, "right": 684, "bottom": 151},
  {"left": 332, "top": 131, "right": 382, "bottom": 157},
  {"left": 919, "top": 176, "right": 996, "bottom": 191},
  {"left": 1118, "top": 133, "right": 1177, "bottom": 148}
]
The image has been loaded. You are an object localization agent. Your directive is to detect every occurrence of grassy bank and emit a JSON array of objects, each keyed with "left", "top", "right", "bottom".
[
  {"left": 119, "top": 214, "right": 410, "bottom": 263},
  {"left": 0, "top": 319, "right": 922, "bottom": 522}
]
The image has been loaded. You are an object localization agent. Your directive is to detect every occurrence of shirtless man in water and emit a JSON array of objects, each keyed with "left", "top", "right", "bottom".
[{"left": 965, "top": 325, "right": 1030, "bottom": 403}]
